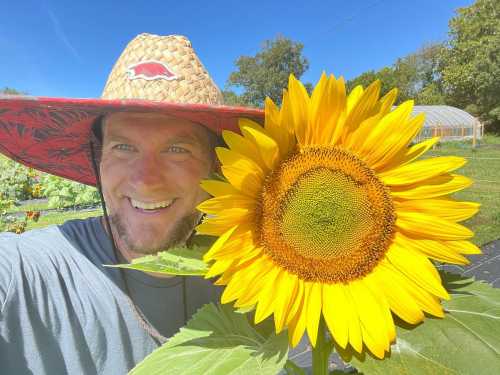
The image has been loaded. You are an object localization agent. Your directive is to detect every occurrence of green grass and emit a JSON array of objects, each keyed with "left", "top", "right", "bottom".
[
  {"left": 26, "top": 209, "right": 103, "bottom": 230},
  {"left": 8, "top": 200, "right": 51, "bottom": 213},
  {"left": 426, "top": 135, "right": 500, "bottom": 246}
]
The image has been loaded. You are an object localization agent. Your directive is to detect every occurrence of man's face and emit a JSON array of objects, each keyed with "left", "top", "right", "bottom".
[{"left": 100, "top": 112, "right": 215, "bottom": 255}]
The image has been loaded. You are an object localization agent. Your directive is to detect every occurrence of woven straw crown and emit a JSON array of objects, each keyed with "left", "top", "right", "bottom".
[{"left": 101, "top": 33, "right": 223, "bottom": 105}]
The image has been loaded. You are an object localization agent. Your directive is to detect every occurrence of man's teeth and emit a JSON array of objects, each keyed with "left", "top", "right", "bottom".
[{"left": 130, "top": 198, "right": 173, "bottom": 210}]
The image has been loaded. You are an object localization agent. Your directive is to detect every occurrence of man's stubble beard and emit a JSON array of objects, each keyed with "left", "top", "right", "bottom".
[{"left": 109, "top": 210, "right": 203, "bottom": 255}]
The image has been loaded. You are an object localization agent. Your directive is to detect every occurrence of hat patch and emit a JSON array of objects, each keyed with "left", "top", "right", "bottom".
[{"left": 127, "top": 60, "right": 178, "bottom": 81}]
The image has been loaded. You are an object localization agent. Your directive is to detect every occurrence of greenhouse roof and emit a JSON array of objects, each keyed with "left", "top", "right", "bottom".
[{"left": 411, "top": 105, "right": 479, "bottom": 128}]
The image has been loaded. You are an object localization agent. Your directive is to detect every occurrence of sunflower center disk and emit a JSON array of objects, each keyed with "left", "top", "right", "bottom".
[{"left": 259, "top": 147, "right": 396, "bottom": 283}]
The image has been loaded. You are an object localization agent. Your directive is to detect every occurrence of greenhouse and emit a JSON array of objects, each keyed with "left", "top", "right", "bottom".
[{"left": 411, "top": 105, "right": 483, "bottom": 143}]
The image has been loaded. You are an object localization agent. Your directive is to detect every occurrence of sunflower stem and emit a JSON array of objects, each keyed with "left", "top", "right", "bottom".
[{"left": 312, "top": 318, "right": 332, "bottom": 375}]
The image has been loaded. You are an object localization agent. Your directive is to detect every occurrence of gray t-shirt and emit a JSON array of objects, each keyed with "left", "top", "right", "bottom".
[{"left": 0, "top": 216, "right": 221, "bottom": 375}]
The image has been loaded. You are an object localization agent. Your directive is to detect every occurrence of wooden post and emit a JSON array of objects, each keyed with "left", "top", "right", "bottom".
[{"left": 472, "top": 121, "right": 477, "bottom": 149}]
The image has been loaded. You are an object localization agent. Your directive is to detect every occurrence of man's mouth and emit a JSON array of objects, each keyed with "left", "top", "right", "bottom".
[{"left": 128, "top": 197, "right": 176, "bottom": 213}]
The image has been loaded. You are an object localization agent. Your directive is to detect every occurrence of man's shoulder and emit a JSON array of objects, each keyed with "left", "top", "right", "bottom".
[
  {"left": 0, "top": 224, "right": 61, "bottom": 256},
  {"left": 0, "top": 217, "right": 101, "bottom": 265}
]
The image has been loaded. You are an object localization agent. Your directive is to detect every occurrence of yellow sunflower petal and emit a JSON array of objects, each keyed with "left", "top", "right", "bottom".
[
  {"left": 344, "top": 87, "right": 397, "bottom": 151},
  {"left": 370, "top": 264, "right": 425, "bottom": 324},
  {"left": 393, "top": 232, "right": 471, "bottom": 265},
  {"left": 376, "top": 137, "right": 440, "bottom": 173},
  {"left": 233, "top": 257, "right": 276, "bottom": 308},
  {"left": 343, "top": 285, "right": 363, "bottom": 353},
  {"left": 197, "top": 194, "right": 255, "bottom": 215},
  {"left": 238, "top": 118, "right": 265, "bottom": 133},
  {"left": 205, "top": 231, "right": 256, "bottom": 260},
  {"left": 221, "top": 163, "right": 263, "bottom": 198},
  {"left": 400, "top": 277, "right": 444, "bottom": 318},
  {"left": 396, "top": 211, "right": 474, "bottom": 240},
  {"left": 377, "top": 88, "right": 398, "bottom": 116},
  {"left": 217, "top": 147, "right": 265, "bottom": 177},
  {"left": 308, "top": 73, "right": 329, "bottom": 142},
  {"left": 306, "top": 282, "right": 323, "bottom": 347},
  {"left": 288, "top": 74, "right": 310, "bottom": 146},
  {"left": 386, "top": 241, "right": 449, "bottom": 299},
  {"left": 390, "top": 174, "right": 473, "bottom": 199},
  {"left": 240, "top": 125, "right": 280, "bottom": 171},
  {"left": 358, "top": 100, "right": 421, "bottom": 166},
  {"left": 381, "top": 261, "right": 444, "bottom": 317},
  {"left": 379, "top": 156, "right": 466, "bottom": 186},
  {"left": 254, "top": 267, "right": 282, "bottom": 324},
  {"left": 317, "top": 75, "right": 346, "bottom": 145},
  {"left": 349, "top": 280, "right": 390, "bottom": 358},
  {"left": 221, "top": 256, "right": 269, "bottom": 304},
  {"left": 322, "top": 283, "right": 349, "bottom": 348},
  {"left": 328, "top": 77, "right": 348, "bottom": 144},
  {"left": 340, "top": 80, "right": 381, "bottom": 142},
  {"left": 200, "top": 179, "right": 240, "bottom": 197},
  {"left": 364, "top": 110, "right": 425, "bottom": 169},
  {"left": 265, "top": 97, "right": 292, "bottom": 158},
  {"left": 285, "top": 279, "right": 304, "bottom": 327},
  {"left": 197, "top": 211, "right": 253, "bottom": 236},
  {"left": 450, "top": 240, "right": 481, "bottom": 254},
  {"left": 222, "top": 130, "right": 265, "bottom": 169},
  {"left": 273, "top": 272, "right": 300, "bottom": 333},
  {"left": 364, "top": 277, "right": 396, "bottom": 342},
  {"left": 394, "top": 198, "right": 480, "bottom": 222},
  {"left": 287, "top": 292, "right": 307, "bottom": 348},
  {"left": 205, "top": 258, "right": 235, "bottom": 279},
  {"left": 203, "top": 226, "right": 237, "bottom": 261}
]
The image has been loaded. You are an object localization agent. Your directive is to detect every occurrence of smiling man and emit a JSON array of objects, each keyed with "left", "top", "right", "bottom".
[
  {"left": 100, "top": 113, "right": 216, "bottom": 258},
  {"left": 0, "top": 33, "right": 263, "bottom": 374}
]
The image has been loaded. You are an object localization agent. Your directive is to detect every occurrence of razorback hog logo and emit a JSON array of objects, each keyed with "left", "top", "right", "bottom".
[{"left": 126, "top": 60, "right": 178, "bottom": 81}]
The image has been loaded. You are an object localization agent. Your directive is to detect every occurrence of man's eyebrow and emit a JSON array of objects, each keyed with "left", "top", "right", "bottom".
[
  {"left": 104, "top": 135, "right": 133, "bottom": 144},
  {"left": 168, "top": 133, "right": 205, "bottom": 145}
]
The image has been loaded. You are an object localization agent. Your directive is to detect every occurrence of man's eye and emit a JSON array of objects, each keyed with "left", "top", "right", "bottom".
[{"left": 113, "top": 144, "right": 135, "bottom": 151}]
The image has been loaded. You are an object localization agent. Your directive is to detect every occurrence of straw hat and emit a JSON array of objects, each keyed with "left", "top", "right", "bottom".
[{"left": 0, "top": 33, "right": 263, "bottom": 186}]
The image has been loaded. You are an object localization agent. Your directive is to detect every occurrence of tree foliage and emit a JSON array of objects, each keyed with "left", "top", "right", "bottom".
[
  {"left": 1, "top": 87, "right": 25, "bottom": 95},
  {"left": 225, "top": 36, "right": 309, "bottom": 107},
  {"left": 347, "top": 43, "right": 446, "bottom": 105},
  {"left": 440, "top": 0, "right": 500, "bottom": 132}
]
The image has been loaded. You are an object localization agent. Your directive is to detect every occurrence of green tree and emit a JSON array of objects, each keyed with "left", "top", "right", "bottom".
[
  {"left": 347, "top": 67, "right": 399, "bottom": 99},
  {"left": 1, "top": 87, "right": 25, "bottom": 95},
  {"left": 347, "top": 43, "right": 445, "bottom": 105},
  {"left": 221, "top": 90, "right": 246, "bottom": 106},
  {"left": 226, "top": 36, "right": 309, "bottom": 107},
  {"left": 440, "top": 0, "right": 500, "bottom": 131}
]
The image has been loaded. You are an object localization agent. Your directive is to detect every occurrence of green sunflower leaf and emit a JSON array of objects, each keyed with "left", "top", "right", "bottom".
[
  {"left": 348, "top": 272, "right": 500, "bottom": 375},
  {"left": 106, "top": 245, "right": 208, "bottom": 276},
  {"left": 129, "top": 303, "right": 289, "bottom": 375}
]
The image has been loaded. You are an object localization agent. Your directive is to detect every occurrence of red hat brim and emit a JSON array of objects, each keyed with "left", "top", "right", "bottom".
[{"left": 0, "top": 96, "right": 264, "bottom": 186}]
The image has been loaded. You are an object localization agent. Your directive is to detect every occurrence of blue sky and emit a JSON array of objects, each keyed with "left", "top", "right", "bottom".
[{"left": 1, "top": 0, "right": 473, "bottom": 98}]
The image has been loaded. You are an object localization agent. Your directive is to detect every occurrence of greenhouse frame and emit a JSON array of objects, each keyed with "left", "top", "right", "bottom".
[{"left": 411, "top": 105, "right": 483, "bottom": 143}]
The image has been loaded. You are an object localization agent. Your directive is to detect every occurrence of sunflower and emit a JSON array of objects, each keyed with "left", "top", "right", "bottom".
[{"left": 196, "top": 74, "right": 480, "bottom": 359}]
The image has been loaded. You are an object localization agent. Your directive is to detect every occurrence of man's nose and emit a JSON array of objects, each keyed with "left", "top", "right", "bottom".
[{"left": 129, "top": 153, "right": 165, "bottom": 188}]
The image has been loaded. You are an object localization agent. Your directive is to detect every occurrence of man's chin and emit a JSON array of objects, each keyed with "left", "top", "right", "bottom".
[{"left": 108, "top": 211, "right": 201, "bottom": 256}]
